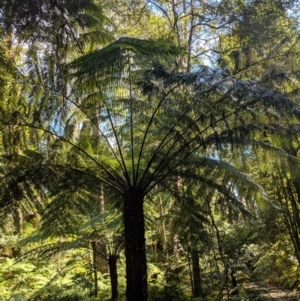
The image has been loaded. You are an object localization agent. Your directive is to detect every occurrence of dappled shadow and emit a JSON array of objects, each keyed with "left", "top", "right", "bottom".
[{"left": 244, "top": 283, "right": 300, "bottom": 300}]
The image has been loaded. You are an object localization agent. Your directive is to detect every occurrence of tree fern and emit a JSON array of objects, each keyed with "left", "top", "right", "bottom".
[{"left": 3, "top": 29, "right": 300, "bottom": 299}]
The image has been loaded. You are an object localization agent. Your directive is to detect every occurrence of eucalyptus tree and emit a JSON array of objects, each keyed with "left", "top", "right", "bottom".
[
  {"left": 103, "top": 0, "right": 238, "bottom": 71},
  {"left": 103, "top": 0, "right": 299, "bottom": 72},
  {"left": 217, "top": 0, "right": 300, "bottom": 83}
]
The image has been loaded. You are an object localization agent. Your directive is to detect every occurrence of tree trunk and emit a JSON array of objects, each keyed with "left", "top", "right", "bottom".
[
  {"left": 97, "top": 185, "right": 109, "bottom": 274},
  {"left": 158, "top": 195, "right": 166, "bottom": 250},
  {"left": 92, "top": 241, "right": 98, "bottom": 297},
  {"left": 108, "top": 255, "right": 119, "bottom": 301},
  {"left": 191, "top": 248, "right": 204, "bottom": 298},
  {"left": 12, "top": 206, "right": 23, "bottom": 257},
  {"left": 123, "top": 186, "right": 147, "bottom": 301}
]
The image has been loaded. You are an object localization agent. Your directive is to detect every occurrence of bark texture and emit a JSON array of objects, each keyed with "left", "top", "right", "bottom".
[
  {"left": 108, "top": 255, "right": 119, "bottom": 301},
  {"left": 123, "top": 187, "right": 147, "bottom": 301}
]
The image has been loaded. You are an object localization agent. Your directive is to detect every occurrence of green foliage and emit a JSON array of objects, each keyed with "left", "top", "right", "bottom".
[
  {"left": 68, "top": 36, "right": 182, "bottom": 89},
  {"left": 1, "top": 1, "right": 300, "bottom": 301},
  {"left": 0, "top": 0, "right": 111, "bottom": 49},
  {"left": 148, "top": 285, "right": 188, "bottom": 301},
  {"left": 7, "top": 295, "right": 27, "bottom": 301},
  {"left": 29, "top": 287, "right": 93, "bottom": 301}
]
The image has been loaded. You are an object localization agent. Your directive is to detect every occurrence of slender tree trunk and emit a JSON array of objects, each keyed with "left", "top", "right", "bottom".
[
  {"left": 92, "top": 241, "right": 98, "bottom": 297},
  {"left": 12, "top": 207, "right": 23, "bottom": 257},
  {"left": 97, "top": 185, "right": 109, "bottom": 273},
  {"left": 108, "top": 255, "right": 119, "bottom": 301},
  {"left": 187, "top": 247, "right": 194, "bottom": 294},
  {"left": 158, "top": 195, "right": 167, "bottom": 250},
  {"left": 191, "top": 248, "right": 204, "bottom": 298},
  {"left": 123, "top": 187, "right": 147, "bottom": 301}
]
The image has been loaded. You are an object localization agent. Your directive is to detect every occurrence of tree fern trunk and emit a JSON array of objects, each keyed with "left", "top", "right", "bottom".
[
  {"left": 123, "top": 187, "right": 147, "bottom": 301},
  {"left": 108, "top": 255, "right": 119, "bottom": 301}
]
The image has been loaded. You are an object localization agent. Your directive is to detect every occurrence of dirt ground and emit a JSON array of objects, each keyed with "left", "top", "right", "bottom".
[{"left": 244, "top": 282, "right": 300, "bottom": 300}]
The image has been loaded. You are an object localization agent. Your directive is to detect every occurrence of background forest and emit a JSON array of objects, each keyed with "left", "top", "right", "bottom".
[{"left": 1, "top": 0, "right": 300, "bottom": 300}]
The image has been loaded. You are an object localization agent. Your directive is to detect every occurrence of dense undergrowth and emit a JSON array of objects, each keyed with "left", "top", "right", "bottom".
[{"left": 1, "top": 239, "right": 300, "bottom": 301}]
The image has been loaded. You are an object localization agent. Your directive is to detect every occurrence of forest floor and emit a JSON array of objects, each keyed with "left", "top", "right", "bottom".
[{"left": 244, "top": 282, "right": 300, "bottom": 300}]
